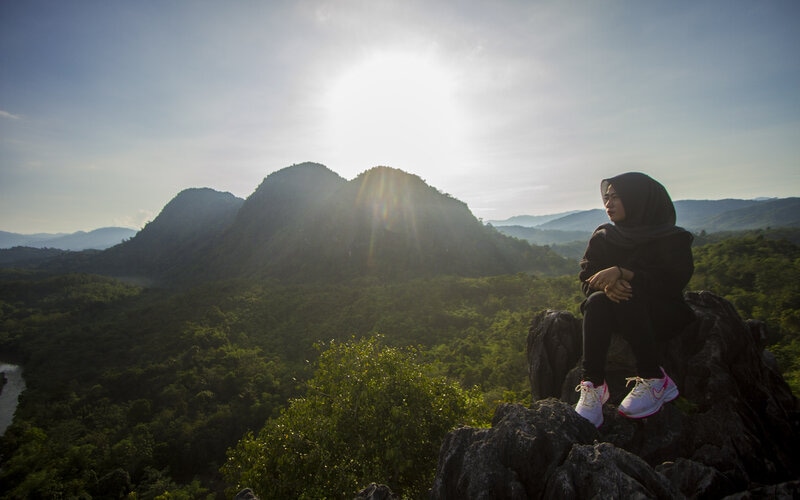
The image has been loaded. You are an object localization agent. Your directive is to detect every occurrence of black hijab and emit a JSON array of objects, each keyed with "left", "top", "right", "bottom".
[{"left": 596, "top": 172, "right": 689, "bottom": 248}]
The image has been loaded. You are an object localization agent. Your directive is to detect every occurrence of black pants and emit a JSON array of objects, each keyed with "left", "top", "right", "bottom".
[{"left": 581, "top": 291, "right": 663, "bottom": 384}]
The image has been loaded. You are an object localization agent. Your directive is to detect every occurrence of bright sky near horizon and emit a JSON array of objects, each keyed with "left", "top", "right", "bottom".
[{"left": 1, "top": 1, "right": 798, "bottom": 233}]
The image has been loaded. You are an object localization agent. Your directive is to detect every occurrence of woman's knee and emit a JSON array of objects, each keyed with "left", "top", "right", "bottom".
[{"left": 583, "top": 291, "right": 612, "bottom": 313}]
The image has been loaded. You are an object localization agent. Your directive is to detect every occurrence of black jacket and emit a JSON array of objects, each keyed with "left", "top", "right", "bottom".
[{"left": 579, "top": 228, "right": 695, "bottom": 333}]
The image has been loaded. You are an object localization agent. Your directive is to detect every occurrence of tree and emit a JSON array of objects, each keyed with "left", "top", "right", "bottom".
[{"left": 221, "top": 336, "right": 483, "bottom": 499}]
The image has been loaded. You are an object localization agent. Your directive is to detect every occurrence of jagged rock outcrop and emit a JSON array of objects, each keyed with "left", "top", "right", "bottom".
[
  {"left": 234, "top": 488, "right": 260, "bottom": 500},
  {"left": 431, "top": 291, "right": 800, "bottom": 498},
  {"left": 354, "top": 483, "right": 399, "bottom": 499}
]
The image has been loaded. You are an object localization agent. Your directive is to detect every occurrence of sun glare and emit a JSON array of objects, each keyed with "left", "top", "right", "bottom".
[{"left": 322, "top": 50, "right": 468, "bottom": 173}]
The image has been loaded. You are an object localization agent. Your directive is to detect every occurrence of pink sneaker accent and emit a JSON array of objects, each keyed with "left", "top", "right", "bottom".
[{"left": 618, "top": 368, "right": 679, "bottom": 419}]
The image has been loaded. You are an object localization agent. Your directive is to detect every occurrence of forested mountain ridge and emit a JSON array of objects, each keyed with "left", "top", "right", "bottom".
[
  {"left": 90, "top": 187, "right": 244, "bottom": 281},
  {"left": 205, "top": 162, "right": 347, "bottom": 279},
  {"left": 254, "top": 166, "right": 570, "bottom": 281},
  {"left": 692, "top": 197, "right": 800, "bottom": 231},
  {"left": 23, "top": 163, "right": 574, "bottom": 283},
  {"left": 207, "top": 164, "right": 574, "bottom": 281}
]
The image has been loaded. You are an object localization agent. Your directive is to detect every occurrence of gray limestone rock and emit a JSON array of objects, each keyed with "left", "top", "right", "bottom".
[{"left": 431, "top": 291, "right": 799, "bottom": 498}]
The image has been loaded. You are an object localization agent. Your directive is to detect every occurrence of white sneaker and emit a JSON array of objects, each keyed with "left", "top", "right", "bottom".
[
  {"left": 618, "top": 368, "right": 679, "bottom": 419},
  {"left": 574, "top": 380, "right": 609, "bottom": 427}
]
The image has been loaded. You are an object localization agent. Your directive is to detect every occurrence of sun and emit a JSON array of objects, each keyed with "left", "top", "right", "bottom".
[{"left": 322, "top": 49, "right": 468, "bottom": 172}]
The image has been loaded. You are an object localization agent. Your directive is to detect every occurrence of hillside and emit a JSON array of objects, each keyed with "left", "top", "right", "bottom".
[
  {"left": 315, "top": 167, "right": 571, "bottom": 279},
  {"left": 91, "top": 187, "right": 244, "bottom": 280},
  {"left": 206, "top": 165, "right": 574, "bottom": 282},
  {"left": 487, "top": 211, "right": 580, "bottom": 227},
  {"left": 696, "top": 197, "right": 800, "bottom": 231},
  {"left": 490, "top": 226, "right": 590, "bottom": 247},
  {"left": 673, "top": 199, "right": 765, "bottom": 229},
  {"left": 206, "top": 162, "right": 348, "bottom": 279},
  {"left": 536, "top": 209, "right": 607, "bottom": 232},
  {"left": 18, "top": 163, "right": 573, "bottom": 284}
]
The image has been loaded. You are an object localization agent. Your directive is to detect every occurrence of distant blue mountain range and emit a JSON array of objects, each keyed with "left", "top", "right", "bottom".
[
  {"left": 0, "top": 227, "right": 137, "bottom": 250},
  {"left": 488, "top": 198, "right": 800, "bottom": 233}
]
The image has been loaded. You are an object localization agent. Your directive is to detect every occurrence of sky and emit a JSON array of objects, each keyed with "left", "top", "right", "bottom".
[{"left": 1, "top": 0, "right": 799, "bottom": 233}]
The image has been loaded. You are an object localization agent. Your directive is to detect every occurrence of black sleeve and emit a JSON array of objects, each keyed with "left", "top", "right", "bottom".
[
  {"left": 578, "top": 232, "right": 607, "bottom": 297},
  {"left": 627, "top": 232, "right": 694, "bottom": 299}
]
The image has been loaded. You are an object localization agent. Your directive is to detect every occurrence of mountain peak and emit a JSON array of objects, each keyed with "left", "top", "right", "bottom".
[
  {"left": 229, "top": 162, "right": 347, "bottom": 245},
  {"left": 242, "top": 162, "right": 345, "bottom": 213},
  {"left": 16, "top": 163, "right": 575, "bottom": 283},
  {"left": 252, "top": 162, "right": 345, "bottom": 195},
  {"left": 142, "top": 188, "right": 243, "bottom": 237},
  {"left": 350, "top": 166, "right": 454, "bottom": 215}
]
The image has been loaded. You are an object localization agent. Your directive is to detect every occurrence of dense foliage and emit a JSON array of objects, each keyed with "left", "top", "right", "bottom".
[
  {"left": 689, "top": 235, "right": 800, "bottom": 390},
  {"left": 0, "top": 234, "right": 798, "bottom": 498},
  {"left": 222, "top": 337, "right": 483, "bottom": 499},
  {"left": 0, "top": 270, "right": 579, "bottom": 498}
]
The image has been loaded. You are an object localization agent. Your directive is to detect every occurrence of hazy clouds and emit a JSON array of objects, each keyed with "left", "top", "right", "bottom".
[{"left": 1, "top": 0, "right": 798, "bottom": 232}]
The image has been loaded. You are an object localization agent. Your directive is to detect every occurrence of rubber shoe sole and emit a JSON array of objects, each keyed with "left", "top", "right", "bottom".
[{"left": 618, "top": 383, "right": 679, "bottom": 419}]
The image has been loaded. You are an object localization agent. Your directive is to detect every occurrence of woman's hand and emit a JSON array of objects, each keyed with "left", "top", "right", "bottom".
[
  {"left": 587, "top": 266, "right": 622, "bottom": 291},
  {"left": 587, "top": 266, "right": 633, "bottom": 302},
  {"left": 604, "top": 279, "right": 632, "bottom": 303}
]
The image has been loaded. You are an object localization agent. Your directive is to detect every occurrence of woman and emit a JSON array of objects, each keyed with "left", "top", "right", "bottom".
[{"left": 575, "top": 172, "right": 695, "bottom": 427}]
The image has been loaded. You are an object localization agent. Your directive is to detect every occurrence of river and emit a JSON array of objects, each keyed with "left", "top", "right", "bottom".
[{"left": 0, "top": 363, "right": 26, "bottom": 436}]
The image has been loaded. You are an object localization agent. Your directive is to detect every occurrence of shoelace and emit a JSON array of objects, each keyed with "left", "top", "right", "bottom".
[
  {"left": 624, "top": 376, "right": 653, "bottom": 397},
  {"left": 575, "top": 383, "right": 601, "bottom": 407}
]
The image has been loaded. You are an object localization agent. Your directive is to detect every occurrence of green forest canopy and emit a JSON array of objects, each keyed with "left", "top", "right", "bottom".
[{"left": 0, "top": 234, "right": 798, "bottom": 498}]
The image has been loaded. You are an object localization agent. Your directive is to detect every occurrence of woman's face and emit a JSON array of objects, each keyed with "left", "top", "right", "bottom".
[{"left": 604, "top": 184, "right": 626, "bottom": 223}]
